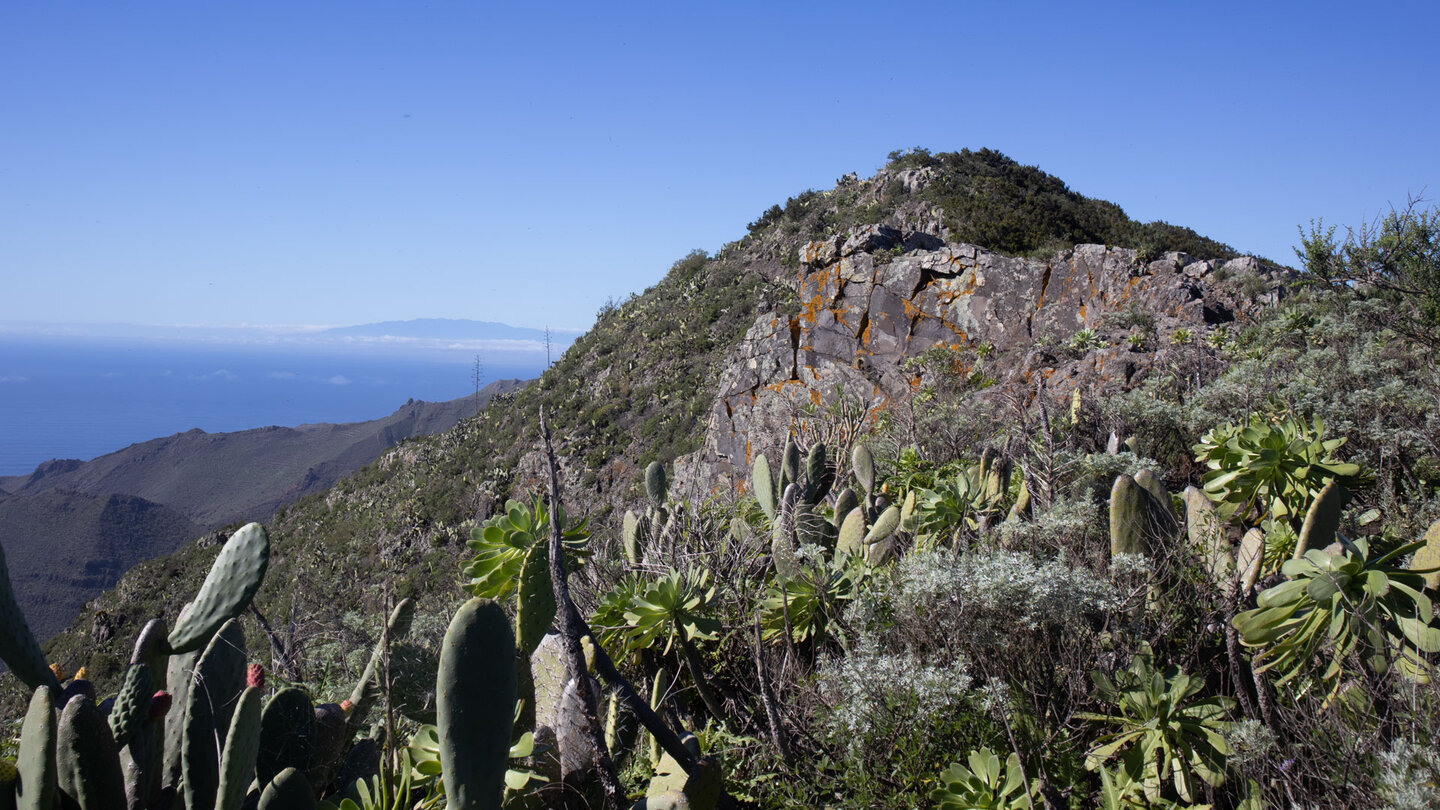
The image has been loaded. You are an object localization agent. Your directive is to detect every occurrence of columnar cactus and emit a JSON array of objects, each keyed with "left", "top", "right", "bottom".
[
  {"left": 437, "top": 598, "right": 516, "bottom": 810},
  {"left": 624, "top": 462, "right": 676, "bottom": 567},
  {"left": 1109, "top": 473, "right": 1176, "bottom": 559}
]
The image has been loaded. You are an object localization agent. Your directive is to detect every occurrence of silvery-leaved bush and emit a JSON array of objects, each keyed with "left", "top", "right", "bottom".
[
  {"left": 814, "top": 637, "right": 974, "bottom": 758},
  {"left": 1376, "top": 740, "right": 1440, "bottom": 810},
  {"left": 850, "top": 549, "right": 1124, "bottom": 655}
]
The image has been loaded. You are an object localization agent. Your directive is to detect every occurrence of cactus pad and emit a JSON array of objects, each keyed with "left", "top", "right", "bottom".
[{"left": 167, "top": 523, "right": 270, "bottom": 654}]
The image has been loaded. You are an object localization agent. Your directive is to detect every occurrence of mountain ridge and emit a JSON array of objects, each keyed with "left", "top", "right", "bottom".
[
  {"left": 0, "top": 377, "right": 527, "bottom": 643},
  {"left": 15, "top": 146, "right": 1280, "bottom": 720}
]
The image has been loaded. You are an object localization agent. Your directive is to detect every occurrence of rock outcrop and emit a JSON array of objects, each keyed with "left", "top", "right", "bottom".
[{"left": 687, "top": 224, "right": 1291, "bottom": 491}]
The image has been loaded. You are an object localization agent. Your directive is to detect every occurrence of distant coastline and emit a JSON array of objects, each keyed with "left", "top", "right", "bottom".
[{"left": 0, "top": 337, "right": 542, "bottom": 476}]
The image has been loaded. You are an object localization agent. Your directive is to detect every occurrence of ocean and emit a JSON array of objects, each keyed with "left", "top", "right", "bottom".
[{"left": 0, "top": 338, "right": 539, "bottom": 476}]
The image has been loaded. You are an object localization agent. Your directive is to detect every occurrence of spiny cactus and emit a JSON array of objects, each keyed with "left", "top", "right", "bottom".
[
  {"left": 183, "top": 618, "right": 248, "bottom": 810},
  {"left": 17, "top": 686, "right": 57, "bottom": 810},
  {"left": 107, "top": 663, "right": 154, "bottom": 750},
  {"left": 646, "top": 461, "right": 670, "bottom": 507},
  {"left": 1295, "top": 478, "right": 1346, "bottom": 559},
  {"left": 166, "top": 523, "right": 270, "bottom": 654},
  {"left": 57, "top": 695, "right": 126, "bottom": 810},
  {"left": 216, "top": 683, "right": 263, "bottom": 810},
  {"left": 1109, "top": 473, "right": 1176, "bottom": 559},
  {"left": 258, "top": 688, "right": 316, "bottom": 789},
  {"left": 0, "top": 539, "right": 62, "bottom": 699},
  {"left": 437, "top": 598, "right": 516, "bottom": 810}
]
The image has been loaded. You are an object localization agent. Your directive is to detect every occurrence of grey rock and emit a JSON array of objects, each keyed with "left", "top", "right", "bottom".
[
  {"left": 840, "top": 224, "right": 901, "bottom": 257},
  {"left": 687, "top": 218, "right": 1287, "bottom": 493}
]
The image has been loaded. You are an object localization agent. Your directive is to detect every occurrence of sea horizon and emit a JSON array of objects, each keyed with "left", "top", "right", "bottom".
[{"left": 0, "top": 336, "right": 541, "bottom": 476}]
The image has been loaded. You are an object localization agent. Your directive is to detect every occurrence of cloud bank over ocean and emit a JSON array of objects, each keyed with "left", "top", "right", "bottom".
[{"left": 0, "top": 319, "right": 577, "bottom": 363}]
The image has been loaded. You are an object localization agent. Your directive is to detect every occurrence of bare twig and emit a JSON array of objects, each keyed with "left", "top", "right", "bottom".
[{"left": 539, "top": 409, "right": 624, "bottom": 809}]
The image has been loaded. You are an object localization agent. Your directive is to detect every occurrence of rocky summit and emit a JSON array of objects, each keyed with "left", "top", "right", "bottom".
[{"left": 696, "top": 224, "right": 1287, "bottom": 489}]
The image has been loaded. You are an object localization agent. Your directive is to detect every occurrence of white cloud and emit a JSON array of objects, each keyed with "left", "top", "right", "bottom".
[
  {"left": 0, "top": 375, "right": 28, "bottom": 383},
  {"left": 327, "top": 375, "right": 352, "bottom": 386}
]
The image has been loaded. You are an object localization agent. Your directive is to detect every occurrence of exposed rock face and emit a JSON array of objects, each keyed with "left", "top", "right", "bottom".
[{"left": 686, "top": 227, "right": 1291, "bottom": 491}]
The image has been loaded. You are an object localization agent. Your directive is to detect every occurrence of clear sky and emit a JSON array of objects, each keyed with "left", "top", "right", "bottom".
[{"left": 3, "top": 2, "right": 1436, "bottom": 333}]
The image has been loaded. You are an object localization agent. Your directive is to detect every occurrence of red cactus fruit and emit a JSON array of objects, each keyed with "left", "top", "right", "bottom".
[
  {"left": 246, "top": 663, "right": 264, "bottom": 689},
  {"left": 149, "top": 691, "right": 173, "bottom": 720}
]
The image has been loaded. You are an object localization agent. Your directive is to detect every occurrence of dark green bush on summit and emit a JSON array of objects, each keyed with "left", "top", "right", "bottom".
[{"left": 884, "top": 147, "right": 1239, "bottom": 259}]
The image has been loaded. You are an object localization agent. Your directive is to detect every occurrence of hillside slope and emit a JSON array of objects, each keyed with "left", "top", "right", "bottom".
[
  {"left": 0, "top": 379, "right": 524, "bottom": 644},
  {"left": 0, "top": 379, "right": 525, "bottom": 526},
  {"left": 20, "top": 147, "right": 1277, "bottom": 712},
  {"left": 0, "top": 490, "right": 200, "bottom": 643}
]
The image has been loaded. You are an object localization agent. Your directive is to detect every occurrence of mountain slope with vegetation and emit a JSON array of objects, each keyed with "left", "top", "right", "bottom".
[
  {"left": 0, "top": 380, "right": 523, "bottom": 644},
  {"left": 8, "top": 148, "right": 1440, "bottom": 809}
]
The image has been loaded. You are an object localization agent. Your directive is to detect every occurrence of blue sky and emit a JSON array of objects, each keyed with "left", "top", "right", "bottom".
[{"left": 3, "top": 2, "right": 1436, "bottom": 333}]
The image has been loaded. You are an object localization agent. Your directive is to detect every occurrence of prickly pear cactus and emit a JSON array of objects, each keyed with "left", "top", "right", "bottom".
[
  {"left": 803, "top": 443, "right": 829, "bottom": 503},
  {"left": 852, "top": 444, "right": 875, "bottom": 494},
  {"left": 771, "top": 483, "right": 802, "bottom": 578},
  {"left": 1296, "top": 479, "right": 1346, "bottom": 559},
  {"left": 1237, "top": 528, "right": 1266, "bottom": 593},
  {"left": 183, "top": 618, "right": 247, "bottom": 810},
  {"left": 1183, "top": 486, "right": 1231, "bottom": 587},
  {"left": 646, "top": 733, "right": 720, "bottom": 810},
  {"left": 167, "top": 523, "right": 270, "bottom": 654},
  {"left": 162, "top": 646, "right": 201, "bottom": 794},
  {"left": 516, "top": 542, "right": 557, "bottom": 657},
  {"left": 107, "top": 663, "right": 154, "bottom": 750},
  {"left": 16, "top": 686, "right": 57, "bottom": 810},
  {"left": 258, "top": 767, "right": 315, "bottom": 810},
  {"left": 308, "top": 703, "right": 348, "bottom": 798},
  {"left": 57, "top": 695, "right": 126, "bottom": 810},
  {"left": 1411, "top": 518, "right": 1440, "bottom": 590},
  {"left": 0, "top": 540, "right": 62, "bottom": 698},
  {"left": 622, "top": 511, "right": 643, "bottom": 566},
  {"left": 752, "top": 454, "right": 776, "bottom": 521},
  {"left": 835, "top": 508, "right": 866, "bottom": 557},
  {"left": 257, "top": 688, "right": 316, "bottom": 789},
  {"left": 1109, "top": 474, "right": 1175, "bottom": 558},
  {"left": 216, "top": 685, "right": 263, "bottom": 810},
  {"left": 437, "top": 598, "right": 516, "bottom": 810}
]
